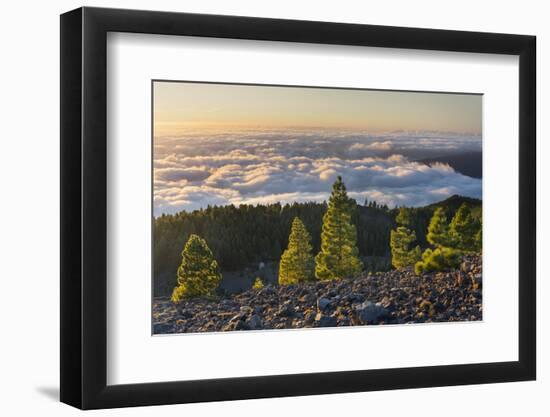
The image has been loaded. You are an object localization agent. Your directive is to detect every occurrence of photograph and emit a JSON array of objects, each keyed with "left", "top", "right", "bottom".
[{"left": 152, "top": 81, "right": 483, "bottom": 335}]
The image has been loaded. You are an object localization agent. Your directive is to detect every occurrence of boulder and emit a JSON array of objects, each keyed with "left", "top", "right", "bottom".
[
  {"left": 247, "top": 314, "right": 263, "bottom": 330},
  {"left": 153, "top": 323, "right": 174, "bottom": 334},
  {"left": 347, "top": 293, "right": 366, "bottom": 303},
  {"left": 317, "top": 297, "right": 331, "bottom": 311},
  {"left": 234, "top": 320, "right": 251, "bottom": 331},
  {"left": 303, "top": 309, "right": 316, "bottom": 325},
  {"left": 177, "top": 308, "right": 194, "bottom": 319},
  {"left": 277, "top": 301, "right": 294, "bottom": 317},
  {"left": 314, "top": 313, "right": 337, "bottom": 327},
  {"left": 355, "top": 301, "right": 389, "bottom": 324},
  {"left": 229, "top": 313, "right": 246, "bottom": 323}
]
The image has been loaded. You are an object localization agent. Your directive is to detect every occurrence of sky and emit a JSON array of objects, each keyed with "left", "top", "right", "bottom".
[
  {"left": 154, "top": 81, "right": 482, "bottom": 135},
  {"left": 153, "top": 81, "right": 482, "bottom": 216}
]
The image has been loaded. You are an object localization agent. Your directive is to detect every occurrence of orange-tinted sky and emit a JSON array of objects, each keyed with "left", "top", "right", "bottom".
[{"left": 153, "top": 81, "right": 482, "bottom": 136}]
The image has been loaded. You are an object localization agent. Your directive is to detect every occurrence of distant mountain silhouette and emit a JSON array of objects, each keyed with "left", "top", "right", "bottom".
[
  {"left": 425, "top": 194, "right": 481, "bottom": 211},
  {"left": 416, "top": 151, "right": 482, "bottom": 179}
]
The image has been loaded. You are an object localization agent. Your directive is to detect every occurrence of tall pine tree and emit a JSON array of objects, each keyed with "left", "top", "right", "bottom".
[
  {"left": 171, "top": 234, "right": 222, "bottom": 302},
  {"left": 279, "top": 217, "right": 315, "bottom": 285},
  {"left": 390, "top": 208, "right": 421, "bottom": 269},
  {"left": 315, "top": 177, "right": 363, "bottom": 280}
]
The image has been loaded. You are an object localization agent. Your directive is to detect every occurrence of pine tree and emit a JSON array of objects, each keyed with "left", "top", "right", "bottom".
[
  {"left": 395, "top": 206, "right": 412, "bottom": 227},
  {"left": 426, "top": 207, "right": 453, "bottom": 247},
  {"left": 415, "top": 207, "right": 462, "bottom": 275},
  {"left": 315, "top": 177, "right": 363, "bottom": 280},
  {"left": 171, "top": 234, "right": 222, "bottom": 302},
  {"left": 449, "top": 203, "right": 479, "bottom": 251},
  {"left": 279, "top": 217, "right": 315, "bottom": 285},
  {"left": 390, "top": 208, "right": 421, "bottom": 269}
]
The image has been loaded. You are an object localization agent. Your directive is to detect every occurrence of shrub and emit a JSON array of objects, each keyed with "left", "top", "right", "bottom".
[
  {"left": 252, "top": 277, "right": 264, "bottom": 290},
  {"left": 414, "top": 247, "right": 462, "bottom": 275}
]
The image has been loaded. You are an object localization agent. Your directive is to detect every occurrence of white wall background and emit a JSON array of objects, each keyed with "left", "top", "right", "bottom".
[{"left": 0, "top": 0, "right": 545, "bottom": 415}]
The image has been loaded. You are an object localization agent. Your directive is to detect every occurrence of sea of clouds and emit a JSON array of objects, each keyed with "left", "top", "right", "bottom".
[{"left": 153, "top": 130, "right": 482, "bottom": 216}]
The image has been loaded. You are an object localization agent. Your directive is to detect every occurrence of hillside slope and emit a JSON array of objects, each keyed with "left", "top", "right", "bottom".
[{"left": 153, "top": 255, "right": 482, "bottom": 334}]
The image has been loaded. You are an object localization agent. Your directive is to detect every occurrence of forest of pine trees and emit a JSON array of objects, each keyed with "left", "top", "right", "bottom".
[{"left": 158, "top": 178, "right": 482, "bottom": 299}]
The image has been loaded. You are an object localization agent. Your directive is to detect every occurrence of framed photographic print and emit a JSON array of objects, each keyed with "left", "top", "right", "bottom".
[{"left": 60, "top": 7, "right": 536, "bottom": 409}]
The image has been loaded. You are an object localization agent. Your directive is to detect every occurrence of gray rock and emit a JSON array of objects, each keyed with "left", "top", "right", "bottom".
[
  {"left": 153, "top": 254, "right": 482, "bottom": 332},
  {"left": 304, "top": 310, "right": 316, "bottom": 324},
  {"left": 317, "top": 297, "right": 331, "bottom": 311},
  {"left": 153, "top": 323, "right": 174, "bottom": 334},
  {"left": 314, "top": 312, "right": 337, "bottom": 327},
  {"left": 253, "top": 305, "right": 264, "bottom": 314},
  {"left": 356, "top": 301, "right": 389, "bottom": 324},
  {"left": 277, "top": 301, "right": 294, "bottom": 317},
  {"left": 258, "top": 286, "right": 276, "bottom": 297},
  {"left": 349, "top": 293, "right": 366, "bottom": 303},
  {"left": 229, "top": 313, "right": 246, "bottom": 323},
  {"left": 177, "top": 308, "right": 194, "bottom": 319},
  {"left": 234, "top": 320, "right": 251, "bottom": 331},
  {"left": 247, "top": 314, "right": 263, "bottom": 330},
  {"left": 337, "top": 317, "right": 351, "bottom": 326}
]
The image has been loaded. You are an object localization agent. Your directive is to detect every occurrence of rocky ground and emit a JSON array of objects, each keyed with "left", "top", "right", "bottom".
[{"left": 153, "top": 255, "right": 482, "bottom": 334}]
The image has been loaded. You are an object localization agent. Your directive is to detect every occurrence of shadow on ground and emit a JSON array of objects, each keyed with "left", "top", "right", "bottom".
[{"left": 36, "top": 386, "right": 59, "bottom": 401}]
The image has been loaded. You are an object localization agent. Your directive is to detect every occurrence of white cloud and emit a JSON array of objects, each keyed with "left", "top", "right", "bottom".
[
  {"left": 153, "top": 130, "right": 482, "bottom": 215},
  {"left": 350, "top": 140, "right": 392, "bottom": 152},
  {"left": 154, "top": 166, "right": 211, "bottom": 183}
]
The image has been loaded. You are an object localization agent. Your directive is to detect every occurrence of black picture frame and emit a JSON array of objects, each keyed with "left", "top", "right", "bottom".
[{"left": 60, "top": 6, "right": 536, "bottom": 410}]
